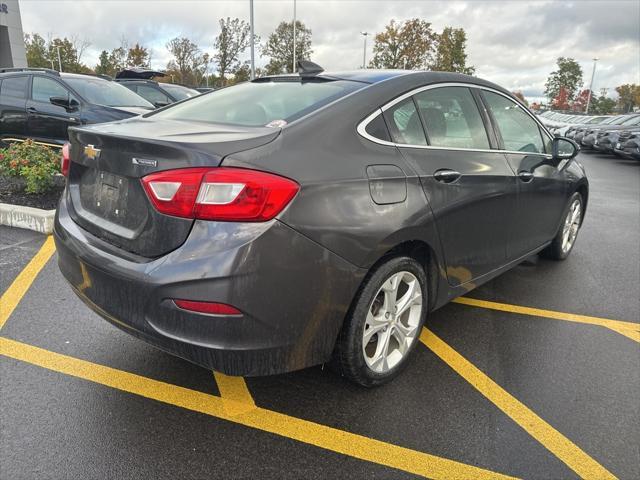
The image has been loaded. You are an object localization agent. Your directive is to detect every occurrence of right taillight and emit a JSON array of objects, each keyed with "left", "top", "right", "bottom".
[
  {"left": 141, "top": 167, "right": 299, "bottom": 222},
  {"left": 61, "top": 142, "right": 71, "bottom": 177}
]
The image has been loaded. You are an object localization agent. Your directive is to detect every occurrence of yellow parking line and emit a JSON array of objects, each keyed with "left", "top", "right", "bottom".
[
  {"left": 420, "top": 328, "right": 616, "bottom": 480},
  {"left": 453, "top": 297, "right": 639, "bottom": 343},
  {"left": 0, "top": 337, "right": 516, "bottom": 480},
  {"left": 213, "top": 371, "right": 257, "bottom": 416},
  {"left": 0, "top": 236, "right": 56, "bottom": 330}
]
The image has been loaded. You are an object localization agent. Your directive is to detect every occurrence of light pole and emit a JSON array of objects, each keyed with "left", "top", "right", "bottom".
[
  {"left": 249, "top": 0, "right": 255, "bottom": 79},
  {"left": 585, "top": 58, "right": 598, "bottom": 114},
  {"left": 292, "top": 0, "right": 297, "bottom": 73},
  {"left": 360, "top": 32, "right": 369, "bottom": 69}
]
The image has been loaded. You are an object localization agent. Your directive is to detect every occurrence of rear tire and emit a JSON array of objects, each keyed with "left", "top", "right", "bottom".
[
  {"left": 332, "top": 256, "right": 427, "bottom": 387},
  {"left": 542, "top": 192, "right": 583, "bottom": 261}
]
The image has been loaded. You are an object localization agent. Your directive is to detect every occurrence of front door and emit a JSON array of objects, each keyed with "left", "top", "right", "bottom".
[
  {"left": 386, "top": 86, "right": 516, "bottom": 286},
  {"left": 479, "top": 90, "right": 568, "bottom": 258},
  {"left": 27, "top": 75, "right": 81, "bottom": 144}
]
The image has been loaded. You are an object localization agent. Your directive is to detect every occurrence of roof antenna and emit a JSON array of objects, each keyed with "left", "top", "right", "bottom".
[{"left": 297, "top": 60, "right": 324, "bottom": 76}]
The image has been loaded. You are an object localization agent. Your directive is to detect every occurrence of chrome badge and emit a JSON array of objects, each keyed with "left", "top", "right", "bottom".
[
  {"left": 132, "top": 158, "right": 158, "bottom": 167},
  {"left": 84, "top": 144, "right": 101, "bottom": 160}
]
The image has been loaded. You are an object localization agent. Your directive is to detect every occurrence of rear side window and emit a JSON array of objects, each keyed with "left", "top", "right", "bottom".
[
  {"left": 385, "top": 98, "right": 427, "bottom": 145},
  {"left": 364, "top": 113, "right": 391, "bottom": 142},
  {"left": 136, "top": 84, "right": 171, "bottom": 105},
  {"left": 483, "top": 91, "right": 545, "bottom": 154},
  {"left": 153, "top": 79, "right": 365, "bottom": 127},
  {"left": 32, "top": 76, "right": 69, "bottom": 103},
  {"left": 414, "top": 87, "right": 490, "bottom": 149},
  {"left": 1, "top": 76, "right": 28, "bottom": 99}
]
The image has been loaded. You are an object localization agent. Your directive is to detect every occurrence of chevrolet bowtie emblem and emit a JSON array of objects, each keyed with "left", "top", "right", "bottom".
[{"left": 84, "top": 144, "right": 101, "bottom": 160}]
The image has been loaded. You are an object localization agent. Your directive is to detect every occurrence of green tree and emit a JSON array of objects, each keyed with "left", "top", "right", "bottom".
[
  {"left": 544, "top": 57, "right": 583, "bottom": 102},
  {"left": 94, "top": 50, "right": 115, "bottom": 76},
  {"left": 590, "top": 96, "right": 616, "bottom": 114},
  {"left": 615, "top": 84, "right": 640, "bottom": 113},
  {"left": 369, "top": 18, "right": 437, "bottom": 70},
  {"left": 165, "top": 37, "right": 206, "bottom": 85},
  {"left": 127, "top": 43, "right": 150, "bottom": 67},
  {"left": 24, "top": 33, "right": 51, "bottom": 68},
  {"left": 431, "top": 27, "right": 474, "bottom": 75},
  {"left": 262, "top": 20, "right": 313, "bottom": 75},
  {"left": 214, "top": 17, "right": 255, "bottom": 86}
]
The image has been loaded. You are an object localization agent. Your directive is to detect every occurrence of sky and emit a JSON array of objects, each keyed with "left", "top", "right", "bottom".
[{"left": 18, "top": 0, "right": 640, "bottom": 101}]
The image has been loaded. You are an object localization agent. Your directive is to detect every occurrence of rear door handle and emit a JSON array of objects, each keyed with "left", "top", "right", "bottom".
[
  {"left": 518, "top": 171, "right": 534, "bottom": 182},
  {"left": 433, "top": 169, "right": 461, "bottom": 183},
  {"left": 27, "top": 107, "right": 38, "bottom": 113}
]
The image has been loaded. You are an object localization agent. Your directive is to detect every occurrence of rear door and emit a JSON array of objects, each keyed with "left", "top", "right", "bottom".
[
  {"left": 27, "top": 75, "right": 81, "bottom": 144},
  {"left": 0, "top": 75, "right": 29, "bottom": 142},
  {"left": 479, "top": 90, "right": 567, "bottom": 258},
  {"left": 389, "top": 85, "right": 516, "bottom": 286}
]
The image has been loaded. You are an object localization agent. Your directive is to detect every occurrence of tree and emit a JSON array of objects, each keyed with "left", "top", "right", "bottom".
[
  {"left": 165, "top": 37, "right": 206, "bottom": 85},
  {"left": 431, "top": 27, "right": 474, "bottom": 75},
  {"left": 615, "top": 84, "right": 640, "bottom": 113},
  {"left": 551, "top": 86, "right": 570, "bottom": 110},
  {"left": 262, "top": 20, "right": 313, "bottom": 75},
  {"left": 95, "top": 50, "right": 116, "bottom": 76},
  {"left": 127, "top": 43, "right": 150, "bottom": 67},
  {"left": 24, "top": 33, "right": 50, "bottom": 68},
  {"left": 369, "top": 18, "right": 437, "bottom": 70},
  {"left": 571, "top": 89, "right": 591, "bottom": 112},
  {"left": 544, "top": 57, "right": 583, "bottom": 102},
  {"left": 214, "top": 17, "right": 254, "bottom": 86},
  {"left": 590, "top": 96, "right": 616, "bottom": 114},
  {"left": 512, "top": 91, "right": 529, "bottom": 106}
]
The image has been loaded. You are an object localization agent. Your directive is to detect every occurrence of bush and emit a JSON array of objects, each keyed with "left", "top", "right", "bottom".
[{"left": 0, "top": 140, "right": 61, "bottom": 194}]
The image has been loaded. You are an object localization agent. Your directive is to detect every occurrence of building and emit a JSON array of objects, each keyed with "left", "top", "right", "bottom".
[{"left": 0, "top": 0, "right": 27, "bottom": 68}]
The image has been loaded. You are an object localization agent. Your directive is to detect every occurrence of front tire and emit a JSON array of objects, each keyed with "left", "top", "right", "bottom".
[
  {"left": 332, "top": 256, "right": 427, "bottom": 387},
  {"left": 542, "top": 192, "right": 583, "bottom": 260}
]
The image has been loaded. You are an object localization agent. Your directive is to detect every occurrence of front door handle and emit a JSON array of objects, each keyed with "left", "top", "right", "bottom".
[
  {"left": 27, "top": 107, "right": 38, "bottom": 113},
  {"left": 433, "top": 169, "right": 461, "bottom": 183},
  {"left": 518, "top": 171, "right": 534, "bottom": 182}
]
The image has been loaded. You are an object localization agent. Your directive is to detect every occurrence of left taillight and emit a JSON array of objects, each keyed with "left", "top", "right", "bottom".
[
  {"left": 61, "top": 142, "right": 71, "bottom": 177},
  {"left": 141, "top": 167, "right": 299, "bottom": 222}
]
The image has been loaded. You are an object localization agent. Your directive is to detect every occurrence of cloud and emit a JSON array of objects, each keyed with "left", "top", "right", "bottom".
[{"left": 19, "top": 0, "right": 640, "bottom": 98}]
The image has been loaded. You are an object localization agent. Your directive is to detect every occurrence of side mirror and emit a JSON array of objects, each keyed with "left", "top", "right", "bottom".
[
  {"left": 50, "top": 96, "right": 79, "bottom": 111},
  {"left": 552, "top": 137, "right": 580, "bottom": 160},
  {"left": 153, "top": 101, "right": 170, "bottom": 108}
]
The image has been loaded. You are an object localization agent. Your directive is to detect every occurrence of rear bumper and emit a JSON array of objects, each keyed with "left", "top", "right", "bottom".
[{"left": 54, "top": 195, "right": 366, "bottom": 376}]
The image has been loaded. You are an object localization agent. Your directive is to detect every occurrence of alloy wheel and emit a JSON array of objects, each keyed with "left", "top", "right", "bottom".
[
  {"left": 362, "top": 271, "right": 423, "bottom": 373},
  {"left": 562, "top": 199, "right": 582, "bottom": 254}
]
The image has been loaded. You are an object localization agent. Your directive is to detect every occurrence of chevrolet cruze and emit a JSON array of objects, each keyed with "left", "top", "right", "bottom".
[{"left": 54, "top": 63, "right": 588, "bottom": 386}]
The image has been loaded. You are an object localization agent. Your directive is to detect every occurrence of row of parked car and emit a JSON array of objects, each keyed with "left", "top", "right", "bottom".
[
  {"left": 537, "top": 110, "right": 640, "bottom": 160},
  {"left": 0, "top": 67, "right": 204, "bottom": 147}
]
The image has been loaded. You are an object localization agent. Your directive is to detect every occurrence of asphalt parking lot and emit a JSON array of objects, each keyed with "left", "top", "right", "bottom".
[{"left": 1, "top": 151, "right": 638, "bottom": 480}]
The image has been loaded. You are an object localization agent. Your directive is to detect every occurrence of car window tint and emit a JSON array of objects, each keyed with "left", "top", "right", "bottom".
[
  {"left": 364, "top": 113, "right": 391, "bottom": 142},
  {"left": 483, "top": 91, "right": 544, "bottom": 153},
  {"left": 385, "top": 98, "right": 427, "bottom": 145},
  {"left": 136, "top": 84, "right": 171, "bottom": 104},
  {"left": 32, "top": 76, "right": 69, "bottom": 103},
  {"left": 1, "top": 76, "right": 28, "bottom": 99},
  {"left": 414, "top": 87, "right": 489, "bottom": 149}
]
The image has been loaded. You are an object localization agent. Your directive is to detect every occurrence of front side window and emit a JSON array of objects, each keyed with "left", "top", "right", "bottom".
[
  {"left": 0, "top": 76, "right": 28, "bottom": 99},
  {"left": 414, "top": 87, "right": 490, "bottom": 149},
  {"left": 483, "top": 91, "right": 545, "bottom": 153},
  {"left": 32, "top": 76, "right": 69, "bottom": 103},
  {"left": 135, "top": 84, "right": 171, "bottom": 105},
  {"left": 160, "top": 84, "right": 199, "bottom": 100},
  {"left": 153, "top": 79, "right": 365, "bottom": 127},
  {"left": 385, "top": 98, "right": 427, "bottom": 145}
]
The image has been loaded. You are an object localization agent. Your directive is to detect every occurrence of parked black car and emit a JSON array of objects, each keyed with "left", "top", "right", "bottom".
[
  {"left": 593, "top": 116, "right": 640, "bottom": 152},
  {"left": 581, "top": 114, "right": 639, "bottom": 149},
  {"left": 614, "top": 129, "right": 640, "bottom": 160},
  {"left": 0, "top": 68, "right": 154, "bottom": 147},
  {"left": 114, "top": 68, "right": 199, "bottom": 108},
  {"left": 54, "top": 64, "right": 587, "bottom": 386}
]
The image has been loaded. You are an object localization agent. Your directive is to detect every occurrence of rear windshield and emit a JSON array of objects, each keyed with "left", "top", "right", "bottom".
[
  {"left": 65, "top": 77, "right": 154, "bottom": 108},
  {"left": 160, "top": 83, "right": 199, "bottom": 100},
  {"left": 152, "top": 79, "right": 365, "bottom": 127}
]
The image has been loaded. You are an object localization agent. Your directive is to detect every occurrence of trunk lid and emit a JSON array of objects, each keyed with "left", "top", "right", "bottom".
[{"left": 66, "top": 117, "right": 280, "bottom": 258}]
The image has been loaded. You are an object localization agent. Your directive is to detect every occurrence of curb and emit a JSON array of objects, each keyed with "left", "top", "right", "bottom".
[{"left": 0, "top": 203, "right": 56, "bottom": 234}]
